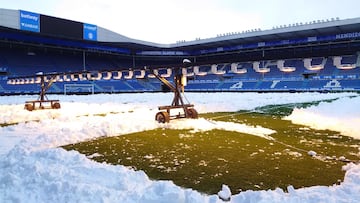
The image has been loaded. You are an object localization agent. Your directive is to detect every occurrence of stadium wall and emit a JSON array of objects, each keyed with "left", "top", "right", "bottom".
[{"left": 0, "top": 9, "right": 19, "bottom": 30}]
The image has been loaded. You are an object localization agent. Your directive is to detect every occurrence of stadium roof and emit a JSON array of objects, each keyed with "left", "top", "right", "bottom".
[
  {"left": 0, "top": 8, "right": 360, "bottom": 57},
  {"left": 178, "top": 17, "right": 360, "bottom": 48}
]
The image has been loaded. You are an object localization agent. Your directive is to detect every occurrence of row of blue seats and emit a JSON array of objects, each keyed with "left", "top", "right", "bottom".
[
  {"left": 1, "top": 48, "right": 358, "bottom": 79},
  {"left": 0, "top": 48, "right": 133, "bottom": 76},
  {"left": 1, "top": 78, "right": 358, "bottom": 94}
]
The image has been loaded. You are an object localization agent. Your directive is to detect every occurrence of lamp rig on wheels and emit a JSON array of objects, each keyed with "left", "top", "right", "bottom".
[
  {"left": 153, "top": 59, "right": 198, "bottom": 123},
  {"left": 8, "top": 72, "right": 61, "bottom": 111},
  {"left": 26, "top": 73, "right": 61, "bottom": 111}
]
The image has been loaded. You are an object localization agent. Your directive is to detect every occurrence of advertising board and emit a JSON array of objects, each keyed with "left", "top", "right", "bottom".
[
  {"left": 19, "top": 10, "right": 40, "bottom": 32},
  {"left": 83, "top": 23, "right": 97, "bottom": 41}
]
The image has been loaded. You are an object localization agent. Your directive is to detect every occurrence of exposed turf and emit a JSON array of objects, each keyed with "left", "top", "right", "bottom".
[
  {"left": 63, "top": 102, "right": 360, "bottom": 194},
  {"left": 0, "top": 123, "right": 18, "bottom": 127}
]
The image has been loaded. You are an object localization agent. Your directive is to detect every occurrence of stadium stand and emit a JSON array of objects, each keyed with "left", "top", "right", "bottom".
[{"left": 0, "top": 8, "right": 359, "bottom": 94}]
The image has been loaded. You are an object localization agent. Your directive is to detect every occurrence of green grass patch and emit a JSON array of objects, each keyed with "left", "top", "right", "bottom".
[
  {"left": 63, "top": 105, "right": 360, "bottom": 195},
  {"left": 253, "top": 98, "right": 339, "bottom": 116}
]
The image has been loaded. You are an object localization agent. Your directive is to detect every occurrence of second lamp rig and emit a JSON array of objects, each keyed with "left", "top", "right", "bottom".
[{"left": 153, "top": 59, "right": 198, "bottom": 123}]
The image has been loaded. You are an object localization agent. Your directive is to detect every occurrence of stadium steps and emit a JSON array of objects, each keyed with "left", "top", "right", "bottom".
[
  {"left": 355, "top": 54, "right": 360, "bottom": 68},
  {"left": 254, "top": 81, "right": 262, "bottom": 89},
  {"left": 215, "top": 81, "right": 224, "bottom": 89},
  {"left": 122, "top": 81, "right": 135, "bottom": 91},
  {"left": 137, "top": 79, "right": 157, "bottom": 91},
  {"left": 50, "top": 83, "right": 62, "bottom": 92},
  {"left": 91, "top": 82, "right": 105, "bottom": 92},
  {"left": 302, "top": 80, "right": 309, "bottom": 89}
]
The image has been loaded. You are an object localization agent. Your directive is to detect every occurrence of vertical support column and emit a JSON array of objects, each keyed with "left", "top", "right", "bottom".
[{"left": 83, "top": 51, "right": 86, "bottom": 71}]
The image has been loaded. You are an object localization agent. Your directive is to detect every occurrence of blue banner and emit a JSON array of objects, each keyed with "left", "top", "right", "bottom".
[
  {"left": 19, "top": 10, "right": 40, "bottom": 32},
  {"left": 83, "top": 23, "right": 97, "bottom": 41}
]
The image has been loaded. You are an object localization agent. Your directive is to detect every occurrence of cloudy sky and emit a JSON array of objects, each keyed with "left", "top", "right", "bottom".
[{"left": 1, "top": 0, "right": 360, "bottom": 44}]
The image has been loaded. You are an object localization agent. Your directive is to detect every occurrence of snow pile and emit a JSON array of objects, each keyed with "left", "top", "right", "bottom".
[
  {"left": 0, "top": 92, "right": 360, "bottom": 203},
  {"left": 0, "top": 106, "right": 159, "bottom": 154},
  {"left": 308, "top": 150, "right": 317, "bottom": 157},
  {"left": 284, "top": 96, "right": 360, "bottom": 139},
  {"left": 1, "top": 147, "right": 209, "bottom": 203},
  {"left": 231, "top": 163, "right": 360, "bottom": 202},
  {"left": 218, "top": 184, "right": 232, "bottom": 201},
  {"left": 188, "top": 92, "right": 356, "bottom": 113},
  {"left": 0, "top": 100, "right": 275, "bottom": 154},
  {"left": 162, "top": 118, "right": 275, "bottom": 140}
]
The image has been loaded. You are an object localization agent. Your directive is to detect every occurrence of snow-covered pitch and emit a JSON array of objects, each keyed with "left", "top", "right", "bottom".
[{"left": 0, "top": 92, "right": 359, "bottom": 202}]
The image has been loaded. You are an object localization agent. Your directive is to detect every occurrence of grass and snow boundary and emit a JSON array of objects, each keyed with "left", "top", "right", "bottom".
[{"left": 0, "top": 92, "right": 359, "bottom": 202}]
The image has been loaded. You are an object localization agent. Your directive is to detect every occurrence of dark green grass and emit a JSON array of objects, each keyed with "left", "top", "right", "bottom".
[
  {"left": 63, "top": 103, "right": 360, "bottom": 195},
  {"left": 1, "top": 123, "right": 18, "bottom": 127}
]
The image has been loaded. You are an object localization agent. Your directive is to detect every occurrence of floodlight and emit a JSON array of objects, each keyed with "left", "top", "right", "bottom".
[
  {"left": 183, "top": 59, "right": 191, "bottom": 64},
  {"left": 103, "top": 71, "right": 112, "bottom": 80},
  {"left": 56, "top": 75, "right": 63, "bottom": 82},
  {"left": 135, "top": 70, "right": 145, "bottom": 79},
  {"left": 35, "top": 77, "right": 41, "bottom": 84},
  {"left": 123, "top": 70, "right": 133, "bottom": 79},
  {"left": 70, "top": 74, "right": 79, "bottom": 81},
  {"left": 112, "top": 71, "right": 122, "bottom": 80},
  {"left": 63, "top": 74, "right": 71, "bottom": 82}
]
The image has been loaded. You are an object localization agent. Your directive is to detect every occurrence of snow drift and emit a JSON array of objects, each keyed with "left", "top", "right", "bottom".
[{"left": 0, "top": 92, "right": 359, "bottom": 203}]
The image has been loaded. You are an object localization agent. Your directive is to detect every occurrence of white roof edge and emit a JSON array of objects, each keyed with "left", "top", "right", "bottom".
[
  {"left": 166, "top": 17, "right": 360, "bottom": 47},
  {"left": 97, "top": 26, "right": 171, "bottom": 48}
]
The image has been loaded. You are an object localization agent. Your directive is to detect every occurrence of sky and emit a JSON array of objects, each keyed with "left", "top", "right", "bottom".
[{"left": 1, "top": 0, "right": 360, "bottom": 44}]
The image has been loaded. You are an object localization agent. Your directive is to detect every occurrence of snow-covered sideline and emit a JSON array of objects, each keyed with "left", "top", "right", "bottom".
[
  {"left": 0, "top": 92, "right": 359, "bottom": 203},
  {"left": 284, "top": 96, "right": 360, "bottom": 139}
]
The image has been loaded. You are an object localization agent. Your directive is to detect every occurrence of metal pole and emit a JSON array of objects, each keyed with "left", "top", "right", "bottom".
[
  {"left": 132, "top": 55, "right": 136, "bottom": 69},
  {"left": 83, "top": 51, "right": 86, "bottom": 71}
]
